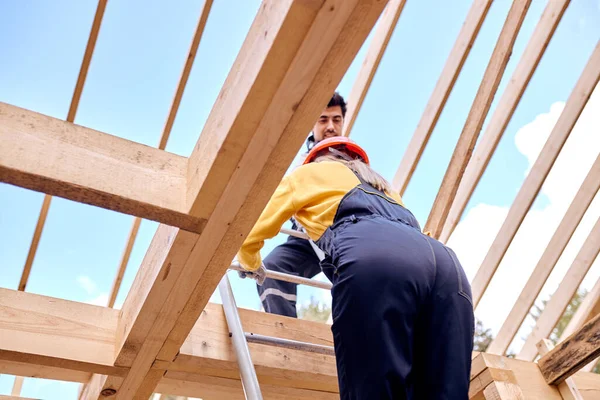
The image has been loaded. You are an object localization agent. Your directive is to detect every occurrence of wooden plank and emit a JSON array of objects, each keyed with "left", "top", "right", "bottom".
[
  {"left": 159, "top": 371, "right": 338, "bottom": 400},
  {"left": 342, "top": 0, "right": 407, "bottom": 136},
  {"left": 0, "top": 288, "right": 125, "bottom": 378},
  {"left": 518, "top": 216, "right": 600, "bottom": 360},
  {"left": 0, "top": 102, "right": 201, "bottom": 232},
  {"left": 538, "top": 313, "right": 600, "bottom": 385},
  {"left": 472, "top": 353, "right": 562, "bottom": 399},
  {"left": 172, "top": 303, "right": 336, "bottom": 392},
  {"left": 10, "top": 377, "right": 24, "bottom": 396},
  {"left": 103, "top": 1, "right": 388, "bottom": 398},
  {"left": 0, "top": 395, "right": 40, "bottom": 400},
  {"left": 483, "top": 381, "right": 525, "bottom": 399},
  {"left": 439, "top": 0, "right": 571, "bottom": 243},
  {"left": 571, "top": 371, "right": 600, "bottom": 400},
  {"left": 0, "top": 359, "right": 91, "bottom": 383},
  {"left": 470, "top": 40, "right": 600, "bottom": 307},
  {"left": 423, "top": 0, "right": 532, "bottom": 238},
  {"left": 487, "top": 154, "right": 600, "bottom": 355},
  {"left": 537, "top": 339, "right": 584, "bottom": 400},
  {"left": 16, "top": 0, "right": 108, "bottom": 293},
  {"left": 392, "top": 0, "right": 493, "bottom": 196},
  {"left": 106, "top": 0, "right": 213, "bottom": 309}
]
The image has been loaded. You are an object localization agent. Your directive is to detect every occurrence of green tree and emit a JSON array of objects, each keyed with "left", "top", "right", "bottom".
[
  {"left": 298, "top": 296, "right": 332, "bottom": 322},
  {"left": 474, "top": 318, "right": 494, "bottom": 352}
]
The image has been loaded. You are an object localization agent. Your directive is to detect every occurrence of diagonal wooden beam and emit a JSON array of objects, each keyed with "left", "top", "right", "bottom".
[
  {"left": 0, "top": 102, "right": 196, "bottom": 231},
  {"left": 562, "top": 277, "right": 600, "bottom": 340},
  {"left": 107, "top": 0, "right": 214, "bottom": 309},
  {"left": 470, "top": 40, "right": 600, "bottom": 307},
  {"left": 423, "top": 0, "right": 532, "bottom": 238},
  {"left": 538, "top": 313, "right": 600, "bottom": 385},
  {"left": 83, "top": 1, "right": 388, "bottom": 398},
  {"left": 518, "top": 216, "right": 600, "bottom": 361},
  {"left": 15, "top": 0, "right": 107, "bottom": 292},
  {"left": 391, "top": 0, "right": 493, "bottom": 196},
  {"left": 342, "top": 0, "right": 407, "bottom": 136},
  {"left": 438, "top": 0, "right": 571, "bottom": 243},
  {"left": 486, "top": 153, "right": 600, "bottom": 355}
]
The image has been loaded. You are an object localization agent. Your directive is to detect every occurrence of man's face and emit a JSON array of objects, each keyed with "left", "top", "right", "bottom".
[{"left": 312, "top": 105, "right": 344, "bottom": 142}]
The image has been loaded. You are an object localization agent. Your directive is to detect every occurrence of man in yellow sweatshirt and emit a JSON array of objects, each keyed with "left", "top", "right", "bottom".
[
  {"left": 251, "top": 92, "right": 347, "bottom": 318},
  {"left": 236, "top": 137, "right": 474, "bottom": 399}
]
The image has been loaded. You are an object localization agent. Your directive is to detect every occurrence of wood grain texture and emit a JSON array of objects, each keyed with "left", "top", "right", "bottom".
[{"left": 424, "top": 0, "right": 532, "bottom": 238}]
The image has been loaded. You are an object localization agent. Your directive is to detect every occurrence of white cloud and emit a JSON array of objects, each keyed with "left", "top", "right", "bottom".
[
  {"left": 85, "top": 292, "right": 109, "bottom": 307},
  {"left": 448, "top": 82, "right": 600, "bottom": 353},
  {"left": 76, "top": 275, "right": 97, "bottom": 295}
]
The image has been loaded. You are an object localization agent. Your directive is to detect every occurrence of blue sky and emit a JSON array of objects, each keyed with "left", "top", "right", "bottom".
[{"left": 1, "top": 1, "right": 599, "bottom": 398}]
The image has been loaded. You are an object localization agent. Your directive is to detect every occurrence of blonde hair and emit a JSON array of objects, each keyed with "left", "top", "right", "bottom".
[{"left": 313, "top": 153, "right": 393, "bottom": 194}]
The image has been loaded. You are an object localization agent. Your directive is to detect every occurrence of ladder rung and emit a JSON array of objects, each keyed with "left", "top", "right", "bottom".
[
  {"left": 245, "top": 332, "right": 335, "bottom": 356},
  {"left": 229, "top": 262, "right": 332, "bottom": 290}
]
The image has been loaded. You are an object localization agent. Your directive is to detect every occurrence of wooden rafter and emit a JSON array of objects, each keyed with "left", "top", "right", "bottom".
[
  {"left": 107, "top": 0, "right": 214, "bottom": 309},
  {"left": 517, "top": 216, "right": 600, "bottom": 361},
  {"left": 537, "top": 339, "right": 585, "bottom": 399},
  {"left": 15, "top": 0, "right": 107, "bottom": 292},
  {"left": 486, "top": 153, "right": 600, "bottom": 355},
  {"left": 423, "top": 0, "right": 532, "bottom": 238},
  {"left": 470, "top": 40, "right": 600, "bottom": 307},
  {"left": 391, "top": 0, "right": 493, "bottom": 196},
  {"left": 77, "top": 1, "right": 388, "bottom": 398},
  {"left": 343, "top": 0, "right": 407, "bottom": 136},
  {"left": 438, "top": 0, "right": 571, "bottom": 243}
]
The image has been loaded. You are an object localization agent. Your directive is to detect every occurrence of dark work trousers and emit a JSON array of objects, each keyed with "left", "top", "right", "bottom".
[
  {"left": 316, "top": 183, "right": 475, "bottom": 399},
  {"left": 257, "top": 234, "right": 322, "bottom": 318}
]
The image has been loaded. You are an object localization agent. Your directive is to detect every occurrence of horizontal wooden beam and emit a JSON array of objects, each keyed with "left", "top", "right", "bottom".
[
  {"left": 470, "top": 39, "right": 600, "bottom": 307},
  {"left": 423, "top": 0, "right": 532, "bottom": 238},
  {"left": 0, "top": 289, "right": 337, "bottom": 395},
  {"left": 0, "top": 288, "right": 125, "bottom": 378},
  {"left": 538, "top": 313, "right": 600, "bottom": 385},
  {"left": 0, "top": 102, "right": 203, "bottom": 232}
]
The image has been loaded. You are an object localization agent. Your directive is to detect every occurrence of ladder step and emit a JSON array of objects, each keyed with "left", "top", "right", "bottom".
[{"left": 245, "top": 332, "right": 335, "bottom": 356}]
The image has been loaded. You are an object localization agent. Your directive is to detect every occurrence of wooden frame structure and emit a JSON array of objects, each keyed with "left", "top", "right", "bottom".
[{"left": 1, "top": 0, "right": 600, "bottom": 399}]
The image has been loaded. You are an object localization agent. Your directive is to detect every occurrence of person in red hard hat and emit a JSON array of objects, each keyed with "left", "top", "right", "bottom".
[
  {"left": 236, "top": 137, "right": 475, "bottom": 399},
  {"left": 250, "top": 92, "right": 348, "bottom": 318}
]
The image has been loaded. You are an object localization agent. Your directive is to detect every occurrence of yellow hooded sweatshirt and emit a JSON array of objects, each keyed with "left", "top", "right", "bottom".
[{"left": 236, "top": 161, "right": 404, "bottom": 271}]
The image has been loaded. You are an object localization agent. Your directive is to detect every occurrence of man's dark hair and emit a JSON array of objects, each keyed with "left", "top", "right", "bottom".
[
  {"left": 328, "top": 91, "right": 347, "bottom": 117},
  {"left": 306, "top": 92, "right": 347, "bottom": 150}
]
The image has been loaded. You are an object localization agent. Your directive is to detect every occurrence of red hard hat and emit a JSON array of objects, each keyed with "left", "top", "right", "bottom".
[{"left": 303, "top": 136, "right": 370, "bottom": 165}]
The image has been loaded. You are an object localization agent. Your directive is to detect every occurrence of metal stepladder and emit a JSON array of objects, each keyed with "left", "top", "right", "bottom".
[{"left": 219, "top": 227, "right": 334, "bottom": 400}]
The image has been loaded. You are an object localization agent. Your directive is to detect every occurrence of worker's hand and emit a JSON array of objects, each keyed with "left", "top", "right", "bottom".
[{"left": 238, "top": 263, "right": 267, "bottom": 286}]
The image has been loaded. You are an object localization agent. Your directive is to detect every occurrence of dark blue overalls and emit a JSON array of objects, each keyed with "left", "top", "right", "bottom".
[{"left": 314, "top": 174, "right": 475, "bottom": 399}]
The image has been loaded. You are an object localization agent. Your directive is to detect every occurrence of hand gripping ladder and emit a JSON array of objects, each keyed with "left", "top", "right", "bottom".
[{"left": 219, "top": 226, "right": 334, "bottom": 400}]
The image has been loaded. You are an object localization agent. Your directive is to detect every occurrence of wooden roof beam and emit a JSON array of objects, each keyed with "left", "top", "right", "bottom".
[
  {"left": 470, "top": 39, "right": 600, "bottom": 307},
  {"left": 391, "top": 0, "right": 493, "bottom": 196},
  {"left": 107, "top": 0, "right": 214, "bottom": 309},
  {"left": 518, "top": 216, "right": 600, "bottom": 361},
  {"left": 84, "top": 2, "right": 387, "bottom": 398},
  {"left": 0, "top": 102, "right": 197, "bottom": 231},
  {"left": 439, "top": 0, "right": 571, "bottom": 243},
  {"left": 343, "top": 0, "right": 407, "bottom": 136},
  {"left": 423, "top": 0, "right": 532, "bottom": 238},
  {"left": 15, "top": 0, "right": 107, "bottom": 292},
  {"left": 486, "top": 153, "right": 600, "bottom": 355}
]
